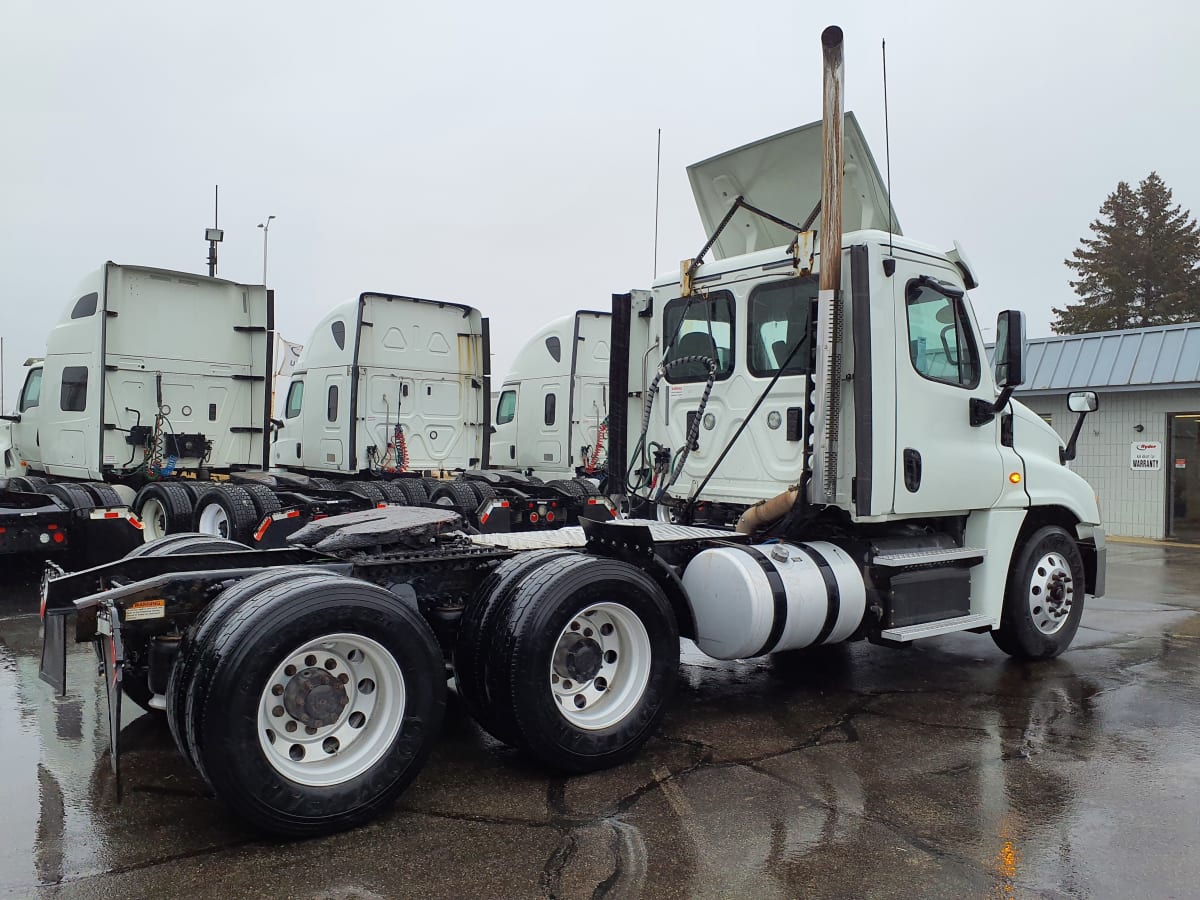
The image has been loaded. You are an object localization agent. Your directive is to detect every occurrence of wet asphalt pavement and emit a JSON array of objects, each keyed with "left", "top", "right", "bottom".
[{"left": 1, "top": 543, "right": 1198, "bottom": 899}]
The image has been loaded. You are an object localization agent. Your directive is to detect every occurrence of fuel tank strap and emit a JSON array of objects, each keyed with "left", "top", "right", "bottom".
[
  {"left": 730, "top": 544, "right": 789, "bottom": 658},
  {"left": 792, "top": 543, "right": 842, "bottom": 646}
]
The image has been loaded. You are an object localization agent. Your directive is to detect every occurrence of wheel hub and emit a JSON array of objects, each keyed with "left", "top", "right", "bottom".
[
  {"left": 283, "top": 667, "right": 349, "bottom": 727},
  {"left": 554, "top": 636, "right": 603, "bottom": 683},
  {"left": 1028, "top": 553, "right": 1074, "bottom": 635}
]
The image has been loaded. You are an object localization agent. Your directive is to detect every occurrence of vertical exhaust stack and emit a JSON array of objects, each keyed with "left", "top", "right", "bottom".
[
  {"left": 818, "top": 26, "right": 845, "bottom": 293},
  {"left": 810, "top": 25, "right": 846, "bottom": 506}
]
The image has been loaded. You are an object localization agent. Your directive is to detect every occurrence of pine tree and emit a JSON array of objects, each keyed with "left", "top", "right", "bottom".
[{"left": 1053, "top": 173, "right": 1200, "bottom": 333}]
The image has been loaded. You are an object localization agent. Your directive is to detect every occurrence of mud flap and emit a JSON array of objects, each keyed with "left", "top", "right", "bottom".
[
  {"left": 39, "top": 615, "right": 68, "bottom": 696},
  {"left": 97, "top": 608, "right": 125, "bottom": 801}
]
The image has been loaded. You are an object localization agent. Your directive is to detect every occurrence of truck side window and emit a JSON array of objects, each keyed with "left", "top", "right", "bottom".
[
  {"left": 496, "top": 390, "right": 516, "bottom": 425},
  {"left": 544, "top": 393, "right": 556, "bottom": 426},
  {"left": 905, "top": 281, "right": 980, "bottom": 388},
  {"left": 19, "top": 368, "right": 42, "bottom": 412},
  {"left": 545, "top": 336, "right": 561, "bottom": 363},
  {"left": 663, "top": 292, "right": 734, "bottom": 383},
  {"left": 327, "top": 385, "right": 338, "bottom": 422},
  {"left": 331, "top": 320, "right": 346, "bottom": 350},
  {"left": 70, "top": 292, "right": 98, "bottom": 319},
  {"left": 285, "top": 380, "right": 304, "bottom": 418},
  {"left": 60, "top": 366, "right": 88, "bottom": 412},
  {"left": 747, "top": 277, "right": 816, "bottom": 377}
]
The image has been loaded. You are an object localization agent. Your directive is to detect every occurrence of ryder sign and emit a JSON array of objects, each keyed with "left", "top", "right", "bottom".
[{"left": 1130, "top": 441, "right": 1162, "bottom": 471}]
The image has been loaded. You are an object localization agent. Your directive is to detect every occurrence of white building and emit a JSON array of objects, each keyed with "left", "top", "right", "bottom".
[{"left": 1012, "top": 322, "right": 1200, "bottom": 541}]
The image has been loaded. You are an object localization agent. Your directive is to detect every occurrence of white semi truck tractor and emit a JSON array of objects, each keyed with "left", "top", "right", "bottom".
[
  {"left": 249, "top": 292, "right": 614, "bottom": 543},
  {"left": 39, "top": 26, "right": 1103, "bottom": 838},
  {"left": 0, "top": 262, "right": 271, "bottom": 560}
]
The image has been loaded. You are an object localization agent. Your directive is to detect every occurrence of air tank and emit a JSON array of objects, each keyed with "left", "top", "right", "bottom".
[{"left": 681, "top": 541, "right": 865, "bottom": 660}]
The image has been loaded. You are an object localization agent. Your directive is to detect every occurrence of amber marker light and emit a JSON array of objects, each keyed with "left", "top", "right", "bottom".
[{"left": 1009, "top": 472, "right": 1022, "bottom": 484}]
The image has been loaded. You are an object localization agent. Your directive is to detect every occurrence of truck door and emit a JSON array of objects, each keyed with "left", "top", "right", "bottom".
[
  {"left": 493, "top": 385, "right": 519, "bottom": 465},
  {"left": 538, "top": 382, "right": 565, "bottom": 467},
  {"left": 11, "top": 366, "right": 44, "bottom": 471},
  {"left": 890, "top": 263, "right": 1005, "bottom": 514},
  {"left": 321, "top": 373, "right": 346, "bottom": 470}
]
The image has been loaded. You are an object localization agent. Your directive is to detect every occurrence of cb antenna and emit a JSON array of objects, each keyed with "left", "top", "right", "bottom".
[
  {"left": 882, "top": 39, "right": 894, "bottom": 259},
  {"left": 652, "top": 128, "right": 662, "bottom": 278}
]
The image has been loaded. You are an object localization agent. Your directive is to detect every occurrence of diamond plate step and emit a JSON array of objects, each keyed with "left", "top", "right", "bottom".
[
  {"left": 872, "top": 547, "right": 987, "bottom": 567},
  {"left": 880, "top": 613, "right": 995, "bottom": 642}
]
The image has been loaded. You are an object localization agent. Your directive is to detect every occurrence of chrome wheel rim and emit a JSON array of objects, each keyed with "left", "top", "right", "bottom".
[
  {"left": 1028, "top": 552, "right": 1075, "bottom": 635},
  {"left": 257, "top": 632, "right": 405, "bottom": 786},
  {"left": 549, "top": 602, "right": 651, "bottom": 730},
  {"left": 197, "top": 502, "right": 230, "bottom": 538},
  {"left": 141, "top": 497, "right": 168, "bottom": 541}
]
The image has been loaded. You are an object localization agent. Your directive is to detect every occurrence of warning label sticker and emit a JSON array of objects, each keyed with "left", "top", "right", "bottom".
[{"left": 124, "top": 599, "right": 166, "bottom": 621}]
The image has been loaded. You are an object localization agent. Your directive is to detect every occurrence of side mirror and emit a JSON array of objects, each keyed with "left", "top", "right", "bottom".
[
  {"left": 0, "top": 414, "right": 20, "bottom": 423},
  {"left": 970, "top": 309, "right": 1027, "bottom": 427},
  {"left": 1067, "top": 390, "right": 1098, "bottom": 413},
  {"left": 1061, "top": 391, "right": 1099, "bottom": 463},
  {"left": 994, "top": 310, "right": 1026, "bottom": 389}
]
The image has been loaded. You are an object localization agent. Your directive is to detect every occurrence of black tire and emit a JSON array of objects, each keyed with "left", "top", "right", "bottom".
[
  {"left": 482, "top": 555, "right": 679, "bottom": 772},
  {"left": 547, "top": 479, "right": 589, "bottom": 504},
  {"left": 393, "top": 478, "right": 428, "bottom": 506},
  {"left": 117, "top": 533, "right": 249, "bottom": 714},
  {"left": 81, "top": 481, "right": 125, "bottom": 508},
  {"left": 429, "top": 481, "right": 479, "bottom": 514},
  {"left": 991, "top": 525, "right": 1086, "bottom": 660},
  {"left": 376, "top": 481, "right": 408, "bottom": 504},
  {"left": 467, "top": 480, "right": 498, "bottom": 504},
  {"left": 191, "top": 484, "right": 258, "bottom": 543},
  {"left": 453, "top": 550, "right": 580, "bottom": 743},
  {"left": 312, "top": 477, "right": 341, "bottom": 490},
  {"left": 573, "top": 476, "right": 602, "bottom": 497},
  {"left": 125, "top": 532, "right": 248, "bottom": 559},
  {"left": 241, "top": 482, "right": 283, "bottom": 520},
  {"left": 420, "top": 476, "right": 444, "bottom": 497},
  {"left": 168, "top": 568, "right": 338, "bottom": 762},
  {"left": 184, "top": 576, "right": 446, "bottom": 836},
  {"left": 42, "top": 482, "right": 96, "bottom": 512},
  {"left": 134, "top": 483, "right": 194, "bottom": 541},
  {"left": 180, "top": 481, "right": 217, "bottom": 503},
  {"left": 10, "top": 475, "right": 50, "bottom": 492},
  {"left": 346, "top": 481, "right": 387, "bottom": 505}
]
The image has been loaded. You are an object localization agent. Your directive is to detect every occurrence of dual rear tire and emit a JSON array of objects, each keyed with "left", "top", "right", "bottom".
[
  {"left": 454, "top": 552, "right": 679, "bottom": 773},
  {"left": 168, "top": 571, "right": 446, "bottom": 836}
]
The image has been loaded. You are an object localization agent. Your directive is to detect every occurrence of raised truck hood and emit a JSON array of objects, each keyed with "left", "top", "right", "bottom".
[{"left": 686, "top": 111, "right": 900, "bottom": 260}]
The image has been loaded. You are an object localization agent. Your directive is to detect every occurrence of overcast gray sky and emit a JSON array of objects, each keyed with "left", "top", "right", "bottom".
[{"left": 2, "top": 0, "right": 1197, "bottom": 406}]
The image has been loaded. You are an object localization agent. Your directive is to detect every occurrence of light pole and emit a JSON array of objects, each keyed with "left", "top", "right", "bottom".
[{"left": 257, "top": 215, "right": 276, "bottom": 285}]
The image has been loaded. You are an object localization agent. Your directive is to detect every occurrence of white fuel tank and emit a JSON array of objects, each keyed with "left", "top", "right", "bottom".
[{"left": 681, "top": 541, "right": 866, "bottom": 660}]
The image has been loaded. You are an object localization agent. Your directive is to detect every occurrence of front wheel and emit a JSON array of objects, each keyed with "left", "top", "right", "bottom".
[
  {"left": 991, "top": 525, "right": 1086, "bottom": 659},
  {"left": 185, "top": 577, "right": 445, "bottom": 836}
]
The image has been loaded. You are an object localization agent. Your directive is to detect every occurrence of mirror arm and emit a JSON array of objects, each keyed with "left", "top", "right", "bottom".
[
  {"left": 1060, "top": 410, "right": 1089, "bottom": 463},
  {"left": 0, "top": 414, "right": 20, "bottom": 422},
  {"left": 969, "top": 385, "right": 1016, "bottom": 428}
]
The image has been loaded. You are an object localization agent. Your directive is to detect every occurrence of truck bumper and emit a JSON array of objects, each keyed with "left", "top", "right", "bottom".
[{"left": 1076, "top": 523, "right": 1106, "bottom": 598}]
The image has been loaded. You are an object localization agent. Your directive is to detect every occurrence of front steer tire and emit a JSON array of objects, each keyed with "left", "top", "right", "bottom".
[
  {"left": 184, "top": 576, "right": 446, "bottom": 837},
  {"left": 991, "top": 525, "right": 1086, "bottom": 660},
  {"left": 481, "top": 555, "right": 679, "bottom": 773}
]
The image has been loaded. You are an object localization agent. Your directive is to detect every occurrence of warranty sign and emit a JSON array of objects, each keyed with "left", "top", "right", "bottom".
[{"left": 1130, "top": 441, "right": 1162, "bottom": 471}]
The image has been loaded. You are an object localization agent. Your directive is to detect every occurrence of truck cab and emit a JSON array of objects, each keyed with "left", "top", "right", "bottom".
[
  {"left": 2, "top": 264, "right": 270, "bottom": 482},
  {"left": 272, "top": 293, "right": 487, "bottom": 477},
  {"left": 492, "top": 310, "right": 611, "bottom": 481},
  {"left": 616, "top": 111, "right": 1103, "bottom": 643}
]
